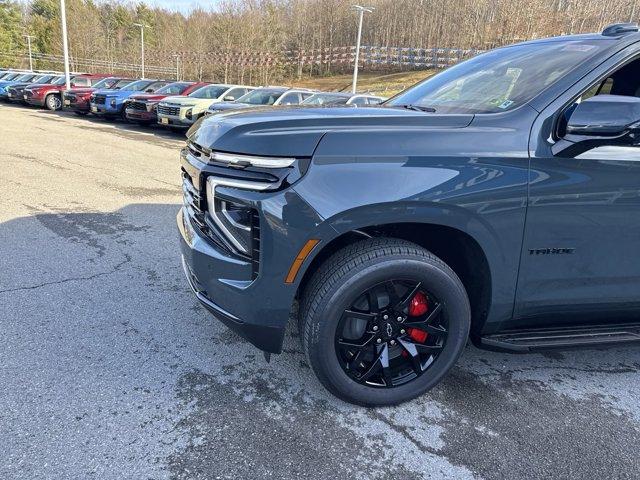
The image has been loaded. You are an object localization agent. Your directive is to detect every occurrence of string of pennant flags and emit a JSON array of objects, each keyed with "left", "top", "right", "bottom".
[{"left": 6, "top": 45, "right": 481, "bottom": 74}]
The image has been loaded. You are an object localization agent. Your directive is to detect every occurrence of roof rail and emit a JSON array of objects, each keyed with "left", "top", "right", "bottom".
[{"left": 602, "top": 22, "right": 639, "bottom": 37}]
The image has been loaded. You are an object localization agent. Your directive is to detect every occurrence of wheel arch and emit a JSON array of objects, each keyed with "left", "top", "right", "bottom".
[{"left": 296, "top": 222, "right": 493, "bottom": 336}]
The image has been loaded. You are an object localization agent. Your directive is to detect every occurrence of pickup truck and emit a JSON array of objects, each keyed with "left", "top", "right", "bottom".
[
  {"left": 156, "top": 84, "right": 255, "bottom": 129},
  {"left": 178, "top": 23, "right": 640, "bottom": 406},
  {"left": 124, "top": 81, "right": 209, "bottom": 124},
  {"left": 63, "top": 77, "right": 135, "bottom": 116},
  {"left": 89, "top": 79, "right": 169, "bottom": 119}
]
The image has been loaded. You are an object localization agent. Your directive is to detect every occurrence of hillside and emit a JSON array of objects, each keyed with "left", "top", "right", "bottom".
[{"left": 290, "top": 70, "right": 436, "bottom": 98}]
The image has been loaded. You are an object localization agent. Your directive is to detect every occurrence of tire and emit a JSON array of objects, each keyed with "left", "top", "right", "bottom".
[
  {"left": 45, "top": 94, "right": 61, "bottom": 111},
  {"left": 300, "top": 238, "right": 470, "bottom": 407}
]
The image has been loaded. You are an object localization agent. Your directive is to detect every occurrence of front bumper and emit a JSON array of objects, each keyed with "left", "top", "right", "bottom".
[
  {"left": 6, "top": 90, "right": 25, "bottom": 102},
  {"left": 177, "top": 149, "right": 327, "bottom": 353},
  {"left": 125, "top": 108, "right": 157, "bottom": 122},
  {"left": 63, "top": 95, "right": 90, "bottom": 112},
  {"left": 179, "top": 210, "right": 286, "bottom": 353},
  {"left": 24, "top": 93, "right": 46, "bottom": 106},
  {"left": 90, "top": 102, "right": 121, "bottom": 116},
  {"left": 157, "top": 113, "right": 193, "bottom": 128}
]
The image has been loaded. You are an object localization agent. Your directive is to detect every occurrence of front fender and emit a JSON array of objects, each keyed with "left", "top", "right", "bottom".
[{"left": 292, "top": 128, "right": 530, "bottom": 328}]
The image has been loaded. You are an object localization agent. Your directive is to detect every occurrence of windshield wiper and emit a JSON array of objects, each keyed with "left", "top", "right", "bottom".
[{"left": 394, "top": 104, "right": 437, "bottom": 113}]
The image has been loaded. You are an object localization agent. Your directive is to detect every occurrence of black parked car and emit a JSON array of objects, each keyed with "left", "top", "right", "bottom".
[{"left": 179, "top": 23, "right": 640, "bottom": 406}]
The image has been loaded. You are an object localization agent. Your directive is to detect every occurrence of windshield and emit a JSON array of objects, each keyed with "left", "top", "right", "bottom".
[
  {"left": 189, "top": 85, "right": 228, "bottom": 99},
  {"left": 91, "top": 77, "right": 115, "bottom": 89},
  {"left": 156, "top": 82, "right": 191, "bottom": 95},
  {"left": 122, "top": 80, "right": 153, "bottom": 91},
  {"left": 34, "top": 75, "right": 55, "bottom": 84},
  {"left": 236, "top": 89, "right": 285, "bottom": 105},
  {"left": 2, "top": 73, "right": 20, "bottom": 81},
  {"left": 302, "top": 93, "right": 350, "bottom": 105},
  {"left": 111, "top": 79, "right": 134, "bottom": 89},
  {"left": 16, "top": 74, "right": 36, "bottom": 82},
  {"left": 388, "top": 40, "right": 611, "bottom": 114}
]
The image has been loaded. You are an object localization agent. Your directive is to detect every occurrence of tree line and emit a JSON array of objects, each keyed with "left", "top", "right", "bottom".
[{"left": 0, "top": 0, "right": 638, "bottom": 84}]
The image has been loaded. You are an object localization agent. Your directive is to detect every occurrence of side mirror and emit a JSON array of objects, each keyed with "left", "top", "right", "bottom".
[
  {"left": 553, "top": 95, "right": 640, "bottom": 157},
  {"left": 145, "top": 88, "right": 154, "bottom": 93},
  {"left": 223, "top": 95, "right": 235, "bottom": 102}
]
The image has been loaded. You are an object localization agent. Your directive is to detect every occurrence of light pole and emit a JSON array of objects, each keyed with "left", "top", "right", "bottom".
[
  {"left": 59, "top": 0, "right": 71, "bottom": 89},
  {"left": 23, "top": 35, "right": 35, "bottom": 71},
  {"left": 351, "top": 5, "right": 374, "bottom": 94},
  {"left": 133, "top": 23, "right": 149, "bottom": 78},
  {"left": 173, "top": 54, "right": 181, "bottom": 81}
]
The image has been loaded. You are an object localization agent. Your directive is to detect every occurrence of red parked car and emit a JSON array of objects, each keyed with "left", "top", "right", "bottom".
[
  {"left": 63, "top": 77, "right": 136, "bottom": 116},
  {"left": 24, "top": 74, "right": 109, "bottom": 111},
  {"left": 124, "top": 81, "right": 209, "bottom": 124}
]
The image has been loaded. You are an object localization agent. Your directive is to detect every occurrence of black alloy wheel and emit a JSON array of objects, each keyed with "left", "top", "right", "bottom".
[
  {"left": 300, "top": 238, "right": 470, "bottom": 406},
  {"left": 335, "top": 280, "right": 447, "bottom": 388}
]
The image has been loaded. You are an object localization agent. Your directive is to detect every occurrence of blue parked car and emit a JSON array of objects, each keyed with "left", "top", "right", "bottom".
[
  {"left": 89, "top": 79, "right": 169, "bottom": 119},
  {"left": 0, "top": 72, "right": 40, "bottom": 100}
]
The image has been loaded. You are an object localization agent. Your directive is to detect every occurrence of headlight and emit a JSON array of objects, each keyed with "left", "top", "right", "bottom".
[
  {"left": 110, "top": 98, "right": 116, "bottom": 107},
  {"left": 147, "top": 102, "right": 157, "bottom": 112},
  {"left": 209, "top": 151, "right": 296, "bottom": 169},
  {"left": 205, "top": 177, "right": 269, "bottom": 255},
  {"left": 185, "top": 108, "right": 193, "bottom": 120}
]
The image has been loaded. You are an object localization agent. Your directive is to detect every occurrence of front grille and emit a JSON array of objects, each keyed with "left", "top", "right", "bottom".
[
  {"left": 93, "top": 94, "right": 106, "bottom": 105},
  {"left": 182, "top": 170, "right": 205, "bottom": 228},
  {"left": 158, "top": 104, "right": 180, "bottom": 116},
  {"left": 128, "top": 101, "right": 146, "bottom": 111}
]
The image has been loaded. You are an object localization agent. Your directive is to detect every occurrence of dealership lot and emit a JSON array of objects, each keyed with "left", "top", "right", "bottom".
[{"left": 1, "top": 103, "right": 639, "bottom": 480}]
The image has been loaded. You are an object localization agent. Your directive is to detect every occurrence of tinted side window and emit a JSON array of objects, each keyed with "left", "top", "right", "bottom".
[
  {"left": 351, "top": 97, "right": 368, "bottom": 105},
  {"left": 74, "top": 77, "right": 91, "bottom": 87}
]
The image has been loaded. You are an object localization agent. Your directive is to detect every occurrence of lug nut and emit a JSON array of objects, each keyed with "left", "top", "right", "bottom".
[
  {"left": 400, "top": 329, "right": 405, "bottom": 334},
  {"left": 377, "top": 338, "right": 382, "bottom": 344},
  {"left": 383, "top": 315, "right": 389, "bottom": 320},
  {"left": 397, "top": 316, "right": 403, "bottom": 322},
  {"left": 372, "top": 326, "right": 378, "bottom": 331},
  {"left": 390, "top": 340, "right": 396, "bottom": 346}
]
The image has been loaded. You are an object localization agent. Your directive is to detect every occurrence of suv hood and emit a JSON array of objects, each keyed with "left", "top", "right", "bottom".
[
  {"left": 93, "top": 88, "right": 138, "bottom": 98},
  {"left": 190, "top": 106, "right": 474, "bottom": 157},
  {"left": 209, "top": 102, "right": 250, "bottom": 112},
  {"left": 161, "top": 95, "right": 211, "bottom": 106},
  {"left": 67, "top": 87, "right": 96, "bottom": 94},
  {"left": 130, "top": 93, "right": 169, "bottom": 102}
]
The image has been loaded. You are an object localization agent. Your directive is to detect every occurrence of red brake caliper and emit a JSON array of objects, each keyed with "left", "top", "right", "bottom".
[{"left": 403, "top": 292, "right": 429, "bottom": 356}]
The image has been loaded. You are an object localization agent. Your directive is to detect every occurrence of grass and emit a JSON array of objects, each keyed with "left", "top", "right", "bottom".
[{"left": 290, "top": 70, "right": 436, "bottom": 98}]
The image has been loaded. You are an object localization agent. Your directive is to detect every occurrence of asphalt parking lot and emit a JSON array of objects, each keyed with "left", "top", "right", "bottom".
[{"left": 1, "top": 102, "right": 639, "bottom": 480}]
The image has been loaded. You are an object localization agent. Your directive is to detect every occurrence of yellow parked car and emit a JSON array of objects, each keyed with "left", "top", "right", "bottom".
[{"left": 156, "top": 84, "right": 255, "bottom": 129}]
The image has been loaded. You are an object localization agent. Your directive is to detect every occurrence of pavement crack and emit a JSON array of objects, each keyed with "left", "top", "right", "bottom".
[
  {"left": 0, "top": 254, "right": 131, "bottom": 294},
  {"left": 367, "top": 410, "right": 441, "bottom": 456}
]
